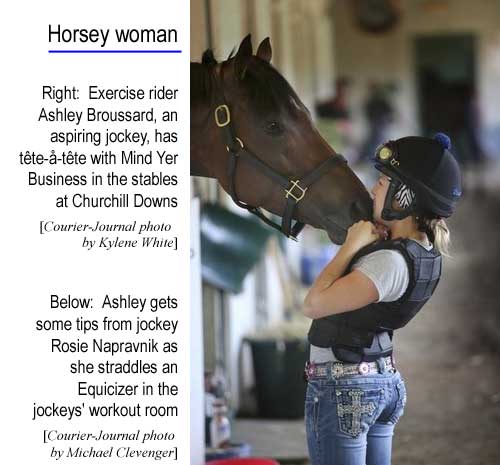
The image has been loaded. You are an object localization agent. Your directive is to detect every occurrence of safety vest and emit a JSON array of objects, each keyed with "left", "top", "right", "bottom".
[{"left": 307, "top": 239, "right": 442, "bottom": 362}]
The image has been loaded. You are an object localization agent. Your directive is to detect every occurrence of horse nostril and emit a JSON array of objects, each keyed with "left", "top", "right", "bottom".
[{"left": 350, "top": 199, "right": 372, "bottom": 222}]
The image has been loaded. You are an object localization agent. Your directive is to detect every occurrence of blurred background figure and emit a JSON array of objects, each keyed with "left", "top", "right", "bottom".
[
  {"left": 315, "top": 77, "right": 355, "bottom": 161},
  {"left": 316, "top": 77, "right": 351, "bottom": 120},
  {"left": 359, "top": 81, "right": 395, "bottom": 163}
]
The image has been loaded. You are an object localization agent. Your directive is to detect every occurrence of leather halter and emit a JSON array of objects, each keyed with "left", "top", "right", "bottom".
[{"left": 212, "top": 67, "right": 347, "bottom": 240}]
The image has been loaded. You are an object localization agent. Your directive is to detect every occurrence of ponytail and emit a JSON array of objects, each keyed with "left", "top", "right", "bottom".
[
  {"left": 415, "top": 215, "right": 451, "bottom": 257},
  {"left": 430, "top": 219, "right": 451, "bottom": 257}
]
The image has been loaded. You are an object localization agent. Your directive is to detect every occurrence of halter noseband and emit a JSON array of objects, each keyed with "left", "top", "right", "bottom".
[{"left": 212, "top": 66, "right": 347, "bottom": 240}]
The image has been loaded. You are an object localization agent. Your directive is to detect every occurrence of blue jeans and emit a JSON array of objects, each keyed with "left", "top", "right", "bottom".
[{"left": 305, "top": 365, "right": 406, "bottom": 465}]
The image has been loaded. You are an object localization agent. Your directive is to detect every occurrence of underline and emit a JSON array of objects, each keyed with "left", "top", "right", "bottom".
[{"left": 48, "top": 50, "right": 182, "bottom": 54}]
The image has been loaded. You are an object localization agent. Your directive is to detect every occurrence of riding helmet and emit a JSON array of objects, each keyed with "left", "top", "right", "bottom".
[{"left": 374, "top": 133, "right": 462, "bottom": 220}]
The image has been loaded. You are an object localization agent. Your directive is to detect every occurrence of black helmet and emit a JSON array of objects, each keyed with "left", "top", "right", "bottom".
[{"left": 374, "top": 133, "right": 462, "bottom": 220}]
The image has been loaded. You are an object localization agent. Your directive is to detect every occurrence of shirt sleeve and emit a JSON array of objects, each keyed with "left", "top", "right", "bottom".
[{"left": 352, "top": 249, "right": 409, "bottom": 302}]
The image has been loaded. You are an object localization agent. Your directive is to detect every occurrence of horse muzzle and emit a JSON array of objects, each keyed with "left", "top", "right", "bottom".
[{"left": 322, "top": 198, "right": 373, "bottom": 244}]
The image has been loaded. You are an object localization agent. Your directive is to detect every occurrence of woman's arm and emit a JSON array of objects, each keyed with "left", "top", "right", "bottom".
[{"left": 303, "top": 221, "right": 383, "bottom": 319}]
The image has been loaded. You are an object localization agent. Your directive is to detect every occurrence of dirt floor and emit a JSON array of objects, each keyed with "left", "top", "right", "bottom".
[{"left": 392, "top": 186, "right": 500, "bottom": 465}]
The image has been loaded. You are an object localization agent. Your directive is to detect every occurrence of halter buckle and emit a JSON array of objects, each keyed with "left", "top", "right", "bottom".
[
  {"left": 215, "top": 104, "right": 231, "bottom": 127},
  {"left": 285, "top": 180, "right": 308, "bottom": 202},
  {"left": 226, "top": 137, "right": 244, "bottom": 153}
]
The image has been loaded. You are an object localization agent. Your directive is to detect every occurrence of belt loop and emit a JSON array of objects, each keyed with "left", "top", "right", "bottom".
[
  {"left": 375, "top": 357, "right": 386, "bottom": 374},
  {"left": 304, "top": 361, "right": 314, "bottom": 382}
]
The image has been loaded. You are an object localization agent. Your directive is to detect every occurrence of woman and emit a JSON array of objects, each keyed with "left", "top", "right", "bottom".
[{"left": 303, "top": 134, "right": 462, "bottom": 465}]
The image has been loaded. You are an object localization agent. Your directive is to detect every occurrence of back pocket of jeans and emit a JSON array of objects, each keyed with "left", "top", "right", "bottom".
[
  {"left": 334, "top": 387, "right": 383, "bottom": 438},
  {"left": 385, "top": 380, "right": 406, "bottom": 425}
]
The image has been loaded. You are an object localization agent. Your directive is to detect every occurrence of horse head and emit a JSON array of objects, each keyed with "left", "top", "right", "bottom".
[{"left": 191, "top": 35, "right": 373, "bottom": 244}]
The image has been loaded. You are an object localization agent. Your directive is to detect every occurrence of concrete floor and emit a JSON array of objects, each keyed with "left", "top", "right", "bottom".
[{"left": 232, "top": 164, "right": 500, "bottom": 464}]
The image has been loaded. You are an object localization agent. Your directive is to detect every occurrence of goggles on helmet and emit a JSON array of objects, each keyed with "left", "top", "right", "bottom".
[{"left": 374, "top": 142, "right": 401, "bottom": 171}]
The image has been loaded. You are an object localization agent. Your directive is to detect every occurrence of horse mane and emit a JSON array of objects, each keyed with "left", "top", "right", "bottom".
[{"left": 191, "top": 47, "right": 307, "bottom": 116}]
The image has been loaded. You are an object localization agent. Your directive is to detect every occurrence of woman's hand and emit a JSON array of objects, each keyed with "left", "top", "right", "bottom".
[
  {"left": 343, "top": 220, "right": 387, "bottom": 254},
  {"left": 303, "top": 220, "right": 386, "bottom": 318}
]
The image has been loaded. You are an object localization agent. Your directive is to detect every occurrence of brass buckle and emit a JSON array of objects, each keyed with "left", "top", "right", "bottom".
[
  {"left": 215, "top": 104, "right": 231, "bottom": 127},
  {"left": 285, "top": 180, "right": 307, "bottom": 202}
]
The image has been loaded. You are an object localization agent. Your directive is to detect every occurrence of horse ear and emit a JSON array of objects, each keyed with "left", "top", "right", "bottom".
[
  {"left": 256, "top": 37, "right": 272, "bottom": 63},
  {"left": 236, "top": 34, "right": 253, "bottom": 58},
  {"left": 227, "top": 46, "right": 236, "bottom": 60},
  {"left": 234, "top": 34, "right": 253, "bottom": 79},
  {"left": 201, "top": 49, "right": 217, "bottom": 65}
]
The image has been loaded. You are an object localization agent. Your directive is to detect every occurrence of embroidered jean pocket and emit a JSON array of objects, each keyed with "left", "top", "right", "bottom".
[{"left": 334, "top": 387, "right": 382, "bottom": 438}]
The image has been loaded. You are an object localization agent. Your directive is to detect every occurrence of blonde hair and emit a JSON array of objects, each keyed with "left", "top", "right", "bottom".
[{"left": 415, "top": 215, "right": 451, "bottom": 257}]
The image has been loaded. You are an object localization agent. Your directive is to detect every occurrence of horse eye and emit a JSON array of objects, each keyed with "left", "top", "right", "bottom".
[{"left": 264, "top": 121, "right": 284, "bottom": 135}]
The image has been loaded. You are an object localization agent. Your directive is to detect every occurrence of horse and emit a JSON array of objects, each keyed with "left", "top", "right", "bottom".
[{"left": 191, "top": 35, "right": 372, "bottom": 244}]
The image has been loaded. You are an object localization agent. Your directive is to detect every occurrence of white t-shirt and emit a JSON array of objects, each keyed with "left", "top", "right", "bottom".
[{"left": 309, "top": 239, "right": 433, "bottom": 363}]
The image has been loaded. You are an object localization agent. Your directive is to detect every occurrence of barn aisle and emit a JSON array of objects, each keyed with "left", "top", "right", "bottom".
[{"left": 233, "top": 164, "right": 500, "bottom": 465}]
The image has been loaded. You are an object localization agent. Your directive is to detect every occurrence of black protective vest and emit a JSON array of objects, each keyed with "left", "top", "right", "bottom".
[{"left": 308, "top": 239, "right": 442, "bottom": 362}]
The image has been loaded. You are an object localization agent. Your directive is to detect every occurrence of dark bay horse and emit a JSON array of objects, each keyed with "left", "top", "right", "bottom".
[{"left": 191, "top": 36, "right": 372, "bottom": 244}]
